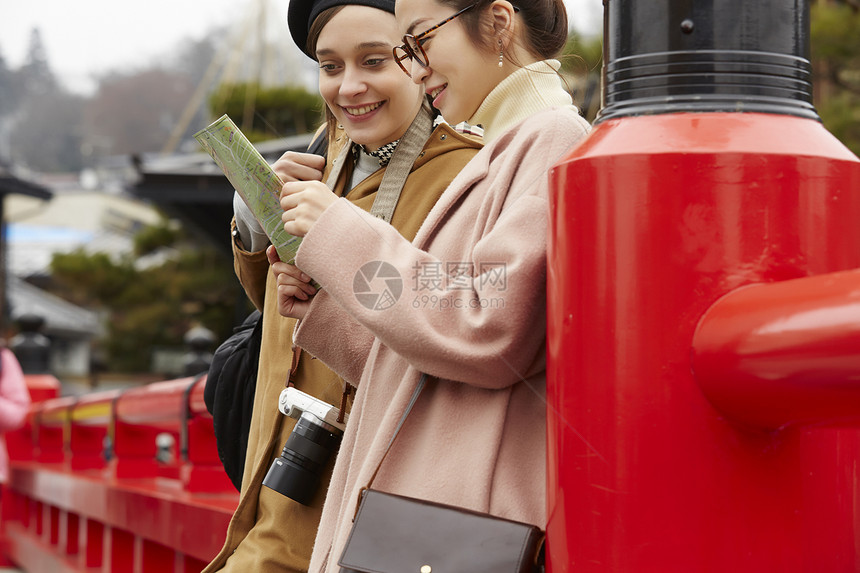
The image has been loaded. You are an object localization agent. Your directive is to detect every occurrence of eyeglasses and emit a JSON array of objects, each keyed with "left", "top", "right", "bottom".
[{"left": 393, "top": 2, "right": 479, "bottom": 77}]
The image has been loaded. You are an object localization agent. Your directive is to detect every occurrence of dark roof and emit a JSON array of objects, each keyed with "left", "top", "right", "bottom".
[
  {"left": 0, "top": 164, "right": 53, "bottom": 200},
  {"left": 7, "top": 275, "right": 100, "bottom": 337},
  {"left": 127, "top": 133, "right": 314, "bottom": 254}
]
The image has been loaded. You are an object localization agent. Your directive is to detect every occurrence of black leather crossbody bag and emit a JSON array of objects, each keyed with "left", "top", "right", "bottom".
[{"left": 337, "top": 374, "right": 546, "bottom": 573}]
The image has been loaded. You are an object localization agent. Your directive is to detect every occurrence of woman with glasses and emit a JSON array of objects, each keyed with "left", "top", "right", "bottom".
[
  {"left": 271, "top": 0, "right": 590, "bottom": 570},
  {"left": 205, "top": 0, "right": 481, "bottom": 571}
]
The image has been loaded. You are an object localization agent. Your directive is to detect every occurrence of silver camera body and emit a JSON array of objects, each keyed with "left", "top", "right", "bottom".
[{"left": 278, "top": 386, "right": 348, "bottom": 431}]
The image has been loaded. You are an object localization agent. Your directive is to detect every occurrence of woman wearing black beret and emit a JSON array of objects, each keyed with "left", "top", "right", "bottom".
[{"left": 205, "top": 0, "right": 482, "bottom": 571}]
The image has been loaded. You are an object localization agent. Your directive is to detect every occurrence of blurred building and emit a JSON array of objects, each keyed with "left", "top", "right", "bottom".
[
  {"left": 3, "top": 169, "right": 161, "bottom": 379},
  {"left": 4, "top": 172, "right": 163, "bottom": 279},
  {"left": 7, "top": 275, "right": 99, "bottom": 376},
  {"left": 0, "top": 161, "right": 52, "bottom": 330}
]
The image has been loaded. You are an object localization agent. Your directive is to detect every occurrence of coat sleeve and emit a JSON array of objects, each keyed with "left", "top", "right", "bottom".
[
  {"left": 0, "top": 349, "right": 31, "bottom": 432},
  {"left": 293, "top": 290, "right": 376, "bottom": 386},
  {"left": 231, "top": 218, "right": 270, "bottom": 311},
  {"left": 294, "top": 111, "right": 588, "bottom": 389}
]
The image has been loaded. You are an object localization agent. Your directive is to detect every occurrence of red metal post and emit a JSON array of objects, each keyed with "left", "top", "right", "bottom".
[
  {"left": 182, "top": 375, "right": 232, "bottom": 493},
  {"left": 3, "top": 375, "right": 60, "bottom": 464},
  {"left": 22, "top": 374, "right": 62, "bottom": 403},
  {"left": 112, "top": 377, "right": 188, "bottom": 480},
  {"left": 547, "top": 1, "right": 860, "bottom": 570},
  {"left": 69, "top": 389, "right": 122, "bottom": 471},
  {"left": 547, "top": 112, "right": 860, "bottom": 569},
  {"left": 34, "top": 396, "right": 76, "bottom": 464}
]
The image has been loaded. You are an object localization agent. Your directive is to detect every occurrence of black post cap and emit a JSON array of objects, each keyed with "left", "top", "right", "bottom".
[{"left": 596, "top": 0, "right": 818, "bottom": 123}]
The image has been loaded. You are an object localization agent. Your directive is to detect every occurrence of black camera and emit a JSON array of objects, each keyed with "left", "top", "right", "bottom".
[{"left": 262, "top": 387, "right": 348, "bottom": 505}]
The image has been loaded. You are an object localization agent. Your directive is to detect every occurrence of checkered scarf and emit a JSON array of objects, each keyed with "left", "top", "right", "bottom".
[{"left": 357, "top": 140, "right": 399, "bottom": 167}]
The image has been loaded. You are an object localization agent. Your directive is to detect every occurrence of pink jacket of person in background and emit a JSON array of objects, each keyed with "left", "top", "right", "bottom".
[{"left": 0, "top": 347, "right": 31, "bottom": 483}]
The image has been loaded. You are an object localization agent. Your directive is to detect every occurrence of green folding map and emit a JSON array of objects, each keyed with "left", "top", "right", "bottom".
[{"left": 194, "top": 114, "right": 303, "bottom": 266}]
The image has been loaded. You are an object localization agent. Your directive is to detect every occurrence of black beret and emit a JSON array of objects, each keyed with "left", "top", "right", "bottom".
[{"left": 288, "top": 0, "right": 397, "bottom": 59}]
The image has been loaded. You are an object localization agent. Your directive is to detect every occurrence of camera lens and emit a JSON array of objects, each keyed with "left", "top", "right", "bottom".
[{"left": 262, "top": 412, "right": 343, "bottom": 505}]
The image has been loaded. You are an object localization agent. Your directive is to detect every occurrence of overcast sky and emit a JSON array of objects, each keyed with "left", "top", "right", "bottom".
[{"left": 2, "top": 0, "right": 603, "bottom": 94}]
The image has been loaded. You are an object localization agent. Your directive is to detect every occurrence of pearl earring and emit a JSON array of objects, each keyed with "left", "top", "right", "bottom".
[{"left": 498, "top": 40, "right": 504, "bottom": 67}]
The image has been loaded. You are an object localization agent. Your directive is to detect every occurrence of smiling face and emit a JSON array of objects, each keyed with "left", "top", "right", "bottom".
[
  {"left": 395, "top": 0, "right": 505, "bottom": 125},
  {"left": 316, "top": 5, "right": 424, "bottom": 151}
]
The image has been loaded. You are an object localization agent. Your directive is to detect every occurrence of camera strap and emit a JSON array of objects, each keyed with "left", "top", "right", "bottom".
[
  {"left": 287, "top": 346, "right": 301, "bottom": 389},
  {"left": 323, "top": 100, "right": 434, "bottom": 223},
  {"left": 286, "top": 339, "right": 351, "bottom": 424},
  {"left": 369, "top": 100, "right": 433, "bottom": 223},
  {"left": 337, "top": 384, "right": 352, "bottom": 424}
]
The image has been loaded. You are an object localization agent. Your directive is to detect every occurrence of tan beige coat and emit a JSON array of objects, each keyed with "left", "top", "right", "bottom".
[{"left": 204, "top": 123, "right": 481, "bottom": 572}]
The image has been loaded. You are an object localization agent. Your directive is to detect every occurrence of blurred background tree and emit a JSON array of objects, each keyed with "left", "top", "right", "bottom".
[
  {"left": 6, "top": 29, "right": 86, "bottom": 172},
  {"left": 209, "top": 82, "right": 323, "bottom": 142},
  {"left": 811, "top": 0, "right": 860, "bottom": 155},
  {"left": 48, "top": 220, "right": 248, "bottom": 372},
  {"left": 83, "top": 69, "right": 197, "bottom": 156},
  {"left": 561, "top": 30, "right": 603, "bottom": 123}
]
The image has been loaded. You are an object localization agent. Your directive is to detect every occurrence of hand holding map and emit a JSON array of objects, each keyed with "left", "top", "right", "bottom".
[{"left": 194, "top": 115, "right": 304, "bottom": 267}]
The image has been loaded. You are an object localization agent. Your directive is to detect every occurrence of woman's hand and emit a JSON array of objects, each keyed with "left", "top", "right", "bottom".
[
  {"left": 272, "top": 150, "right": 325, "bottom": 183},
  {"left": 267, "top": 246, "right": 318, "bottom": 319},
  {"left": 280, "top": 180, "right": 339, "bottom": 237}
]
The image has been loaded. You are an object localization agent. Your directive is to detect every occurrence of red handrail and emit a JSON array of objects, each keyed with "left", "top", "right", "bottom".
[{"left": 1, "top": 373, "right": 237, "bottom": 572}]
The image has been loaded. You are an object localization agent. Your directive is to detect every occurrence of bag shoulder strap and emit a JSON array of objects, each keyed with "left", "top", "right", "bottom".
[{"left": 354, "top": 373, "right": 426, "bottom": 517}]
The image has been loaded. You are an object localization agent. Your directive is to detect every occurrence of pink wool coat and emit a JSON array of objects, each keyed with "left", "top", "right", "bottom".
[
  {"left": 0, "top": 348, "right": 31, "bottom": 482},
  {"left": 293, "top": 107, "right": 591, "bottom": 571}
]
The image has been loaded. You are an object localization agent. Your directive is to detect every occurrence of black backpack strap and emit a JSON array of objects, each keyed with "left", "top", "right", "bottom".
[{"left": 307, "top": 125, "right": 328, "bottom": 157}]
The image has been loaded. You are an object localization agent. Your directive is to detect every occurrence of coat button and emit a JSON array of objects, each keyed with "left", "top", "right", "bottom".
[{"left": 439, "top": 134, "right": 447, "bottom": 140}]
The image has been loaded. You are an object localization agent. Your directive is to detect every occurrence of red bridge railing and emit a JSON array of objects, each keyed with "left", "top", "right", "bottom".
[{"left": 0, "top": 374, "right": 237, "bottom": 573}]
